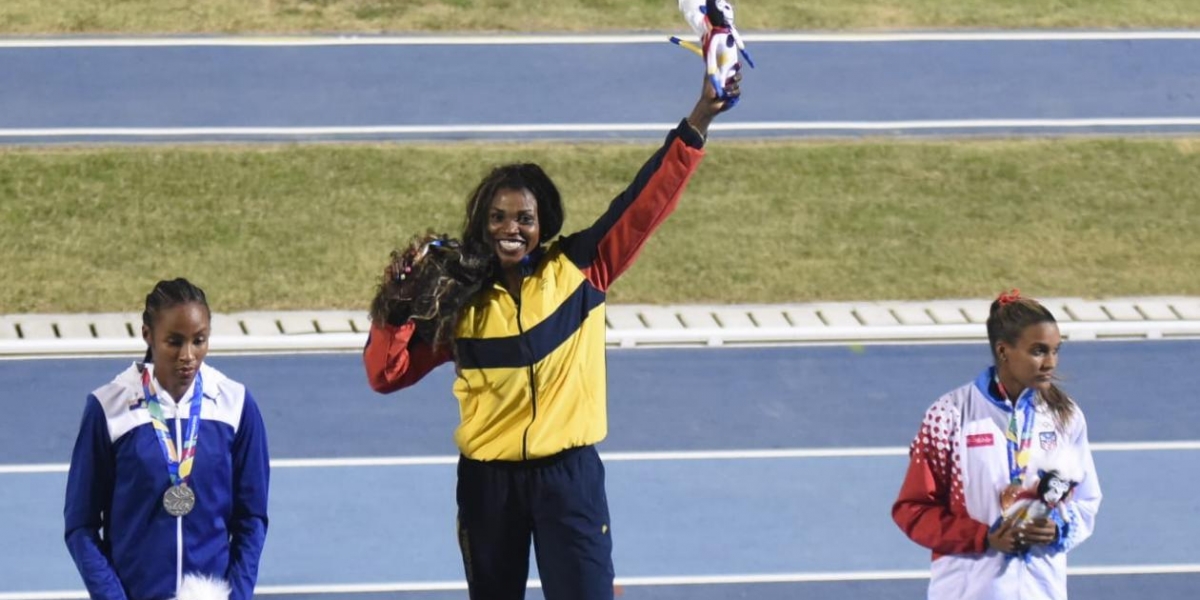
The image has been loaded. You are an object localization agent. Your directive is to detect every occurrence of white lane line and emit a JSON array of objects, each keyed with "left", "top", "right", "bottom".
[
  {"left": 1, "top": 118, "right": 1199, "bottom": 141},
  {"left": 0, "top": 124, "right": 678, "bottom": 137},
  {"left": 0, "top": 124, "right": 669, "bottom": 138},
  {"left": 4, "top": 564, "right": 1197, "bottom": 598},
  {"left": 618, "top": 563, "right": 1200, "bottom": 585},
  {"left": 4, "top": 441, "right": 1197, "bottom": 474},
  {"left": 1070, "top": 564, "right": 1200, "bottom": 576},
  {"left": 721, "top": 118, "right": 1200, "bottom": 131},
  {"left": 2, "top": 118, "right": 1200, "bottom": 139},
  {"left": 2, "top": 31, "right": 1200, "bottom": 48}
]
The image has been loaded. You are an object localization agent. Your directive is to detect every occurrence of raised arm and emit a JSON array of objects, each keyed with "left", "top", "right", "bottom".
[{"left": 560, "top": 71, "right": 741, "bottom": 291}]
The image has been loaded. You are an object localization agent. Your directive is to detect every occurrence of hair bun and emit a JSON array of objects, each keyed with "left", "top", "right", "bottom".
[{"left": 997, "top": 288, "right": 1022, "bottom": 306}]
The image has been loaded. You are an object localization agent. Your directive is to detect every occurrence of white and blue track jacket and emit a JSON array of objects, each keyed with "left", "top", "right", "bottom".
[
  {"left": 893, "top": 367, "right": 1102, "bottom": 600},
  {"left": 64, "top": 363, "right": 270, "bottom": 600}
]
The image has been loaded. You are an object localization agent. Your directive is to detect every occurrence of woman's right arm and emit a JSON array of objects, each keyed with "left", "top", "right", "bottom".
[
  {"left": 363, "top": 321, "right": 452, "bottom": 393},
  {"left": 63, "top": 397, "right": 129, "bottom": 600},
  {"left": 891, "top": 400, "right": 991, "bottom": 555}
]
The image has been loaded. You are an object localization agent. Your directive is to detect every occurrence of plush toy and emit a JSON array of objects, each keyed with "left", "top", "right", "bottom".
[
  {"left": 1003, "top": 470, "right": 1079, "bottom": 524},
  {"left": 172, "top": 573, "right": 230, "bottom": 600},
  {"left": 369, "top": 231, "right": 491, "bottom": 349},
  {"left": 670, "top": 0, "right": 754, "bottom": 109},
  {"left": 1001, "top": 449, "right": 1082, "bottom": 527}
]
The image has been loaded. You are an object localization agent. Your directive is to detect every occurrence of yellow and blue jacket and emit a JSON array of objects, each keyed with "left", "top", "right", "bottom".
[{"left": 365, "top": 120, "right": 705, "bottom": 460}]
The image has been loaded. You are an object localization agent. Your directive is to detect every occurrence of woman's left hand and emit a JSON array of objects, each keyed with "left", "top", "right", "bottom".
[{"left": 687, "top": 71, "right": 742, "bottom": 137}]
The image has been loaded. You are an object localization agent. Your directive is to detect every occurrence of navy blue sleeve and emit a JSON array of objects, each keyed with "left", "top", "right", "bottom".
[
  {"left": 225, "top": 390, "right": 270, "bottom": 600},
  {"left": 63, "top": 396, "right": 129, "bottom": 600}
]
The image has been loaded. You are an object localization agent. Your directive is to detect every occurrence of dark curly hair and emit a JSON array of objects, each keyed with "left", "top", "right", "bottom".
[
  {"left": 370, "top": 163, "right": 563, "bottom": 349},
  {"left": 369, "top": 231, "right": 492, "bottom": 349},
  {"left": 461, "top": 163, "right": 564, "bottom": 250}
]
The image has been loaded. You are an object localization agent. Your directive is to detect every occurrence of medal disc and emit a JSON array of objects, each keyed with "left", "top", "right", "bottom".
[
  {"left": 163, "top": 484, "right": 196, "bottom": 517},
  {"left": 999, "top": 484, "right": 1022, "bottom": 511}
]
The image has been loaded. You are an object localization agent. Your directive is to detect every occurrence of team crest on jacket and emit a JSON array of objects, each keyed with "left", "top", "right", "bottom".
[{"left": 1039, "top": 431, "right": 1058, "bottom": 451}]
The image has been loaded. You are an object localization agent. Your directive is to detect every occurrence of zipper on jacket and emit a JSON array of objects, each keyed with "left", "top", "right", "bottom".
[
  {"left": 513, "top": 290, "right": 538, "bottom": 461},
  {"left": 173, "top": 406, "right": 184, "bottom": 592}
]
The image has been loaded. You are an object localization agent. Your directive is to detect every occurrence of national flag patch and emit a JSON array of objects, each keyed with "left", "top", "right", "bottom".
[{"left": 1039, "top": 431, "right": 1057, "bottom": 451}]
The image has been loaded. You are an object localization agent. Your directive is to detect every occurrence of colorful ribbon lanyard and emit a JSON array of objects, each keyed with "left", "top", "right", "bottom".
[
  {"left": 141, "top": 366, "right": 204, "bottom": 489},
  {"left": 996, "top": 373, "right": 1036, "bottom": 485}
]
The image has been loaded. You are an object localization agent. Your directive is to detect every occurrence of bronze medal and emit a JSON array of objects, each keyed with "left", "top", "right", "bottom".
[{"left": 999, "top": 483, "right": 1023, "bottom": 512}]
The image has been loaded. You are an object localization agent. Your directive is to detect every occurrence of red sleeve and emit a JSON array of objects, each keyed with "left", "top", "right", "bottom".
[
  {"left": 362, "top": 321, "right": 452, "bottom": 394},
  {"left": 891, "top": 404, "right": 990, "bottom": 557},
  {"left": 559, "top": 119, "right": 705, "bottom": 291}
]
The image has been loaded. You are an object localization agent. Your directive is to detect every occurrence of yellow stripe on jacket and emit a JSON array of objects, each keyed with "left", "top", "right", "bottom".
[
  {"left": 453, "top": 245, "right": 608, "bottom": 460},
  {"left": 361, "top": 120, "right": 706, "bottom": 461}
]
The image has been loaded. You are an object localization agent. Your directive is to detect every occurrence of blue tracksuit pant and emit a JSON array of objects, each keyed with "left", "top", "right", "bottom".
[{"left": 456, "top": 445, "right": 614, "bottom": 600}]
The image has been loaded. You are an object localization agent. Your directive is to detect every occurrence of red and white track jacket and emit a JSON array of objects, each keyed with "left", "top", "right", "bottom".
[{"left": 892, "top": 367, "right": 1102, "bottom": 600}]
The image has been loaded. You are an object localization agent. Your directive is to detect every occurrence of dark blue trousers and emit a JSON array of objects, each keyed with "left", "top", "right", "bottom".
[{"left": 456, "top": 445, "right": 615, "bottom": 600}]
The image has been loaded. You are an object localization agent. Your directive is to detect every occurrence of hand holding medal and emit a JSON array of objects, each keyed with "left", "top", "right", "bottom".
[
  {"left": 999, "top": 484, "right": 1024, "bottom": 512},
  {"left": 986, "top": 513, "right": 1026, "bottom": 554},
  {"left": 996, "top": 380, "right": 1080, "bottom": 556}
]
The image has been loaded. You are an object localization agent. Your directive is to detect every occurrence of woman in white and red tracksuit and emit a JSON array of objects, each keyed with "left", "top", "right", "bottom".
[{"left": 892, "top": 291, "right": 1102, "bottom": 599}]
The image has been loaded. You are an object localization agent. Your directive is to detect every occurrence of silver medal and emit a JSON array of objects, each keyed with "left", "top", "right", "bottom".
[{"left": 163, "top": 484, "right": 195, "bottom": 517}]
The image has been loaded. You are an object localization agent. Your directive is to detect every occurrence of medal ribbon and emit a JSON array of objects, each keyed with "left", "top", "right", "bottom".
[
  {"left": 997, "top": 373, "right": 1035, "bottom": 485},
  {"left": 141, "top": 366, "right": 204, "bottom": 486}
]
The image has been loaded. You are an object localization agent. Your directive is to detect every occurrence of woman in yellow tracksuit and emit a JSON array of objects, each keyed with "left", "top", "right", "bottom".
[{"left": 363, "top": 69, "right": 740, "bottom": 600}]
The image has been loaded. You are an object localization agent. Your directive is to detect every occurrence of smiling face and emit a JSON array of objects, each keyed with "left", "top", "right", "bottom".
[
  {"left": 486, "top": 187, "right": 540, "bottom": 271},
  {"left": 142, "top": 302, "right": 210, "bottom": 399},
  {"left": 996, "top": 321, "right": 1062, "bottom": 395}
]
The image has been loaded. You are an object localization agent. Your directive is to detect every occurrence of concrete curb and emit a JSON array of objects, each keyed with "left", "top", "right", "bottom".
[{"left": 2, "top": 297, "right": 1198, "bottom": 357}]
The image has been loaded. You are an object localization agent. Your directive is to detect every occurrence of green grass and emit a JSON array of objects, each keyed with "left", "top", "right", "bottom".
[
  {"left": 1, "top": 0, "right": 1199, "bottom": 34},
  {"left": 2, "top": 138, "right": 1198, "bottom": 313}
]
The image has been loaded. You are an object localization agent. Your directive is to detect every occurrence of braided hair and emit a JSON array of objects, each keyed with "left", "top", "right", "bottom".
[{"left": 142, "top": 278, "right": 210, "bottom": 363}]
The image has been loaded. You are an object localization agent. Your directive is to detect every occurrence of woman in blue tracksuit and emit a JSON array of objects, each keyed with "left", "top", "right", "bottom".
[{"left": 64, "top": 278, "right": 270, "bottom": 600}]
